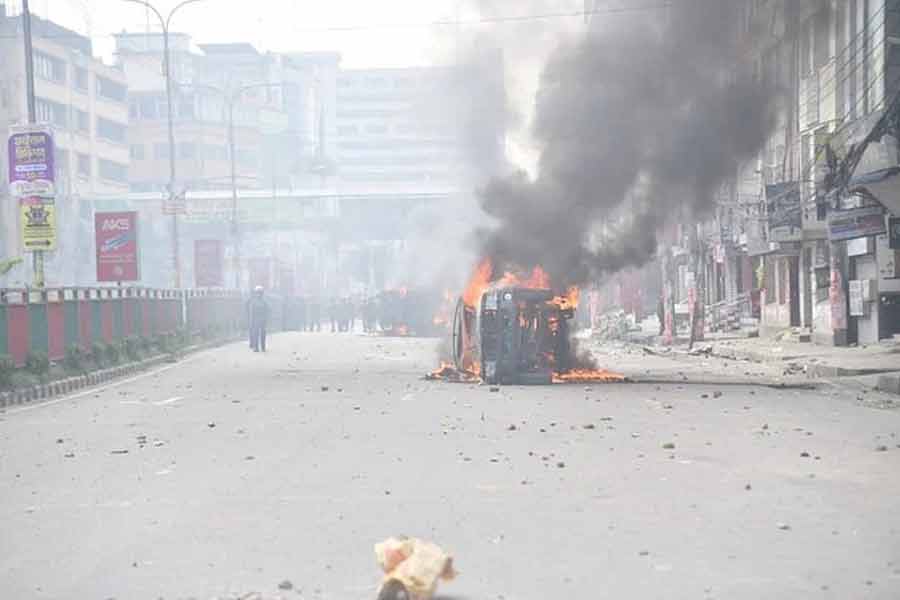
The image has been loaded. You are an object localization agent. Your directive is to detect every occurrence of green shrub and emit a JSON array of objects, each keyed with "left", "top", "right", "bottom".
[
  {"left": 138, "top": 336, "right": 153, "bottom": 355},
  {"left": 0, "top": 354, "right": 15, "bottom": 388},
  {"left": 24, "top": 351, "right": 50, "bottom": 377},
  {"left": 90, "top": 342, "right": 106, "bottom": 367},
  {"left": 64, "top": 344, "right": 86, "bottom": 373},
  {"left": 124, "top": 337, "right": 142, "bottom": 362},
  {"left": 104, "top": 341, "right": 121, "bottom": 365}
]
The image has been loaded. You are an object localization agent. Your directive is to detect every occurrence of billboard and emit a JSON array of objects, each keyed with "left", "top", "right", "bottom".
[
  {"left": 828, "top": 205, "right": 886, "bottom": 241},
  {"left": 8, "top": 125, "right": 55, "bottom": 197},
  {"left": 194, "top": 239, "right": 224, "bottom": 287},
  {"left": 95, "top": 211, "right": 140, "bottom": 282},
  {"left": 20, "top": 197, "right": 56, "bottom": 251}
]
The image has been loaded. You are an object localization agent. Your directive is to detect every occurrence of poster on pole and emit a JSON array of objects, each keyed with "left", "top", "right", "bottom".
[
  {"left": 19, "top": 196, "right": 56, "bottom": 251},
  {"left": 8, "top": 124, "right": 55, "bottom": 197},
  {"left": 194, "top": 239, "right": 224, "bottom": 287},
  {"left": 95, "top": 211, "right": 140, "bottom": 282}
]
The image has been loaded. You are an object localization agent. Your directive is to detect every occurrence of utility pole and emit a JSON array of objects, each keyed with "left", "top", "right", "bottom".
[
  {"left": 22, "top": 0, "right": 43, "bottom": 288},
  {"left": 121, "top": 0, "right": 205, "bottom": 289},
  {"left": 190, "top": 81, "right": 291, "bottom": 289}
]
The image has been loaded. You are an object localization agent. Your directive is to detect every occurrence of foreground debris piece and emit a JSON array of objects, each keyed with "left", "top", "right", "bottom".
[{"left": 374, "top": 537, "right": 456, "bottom": 600}]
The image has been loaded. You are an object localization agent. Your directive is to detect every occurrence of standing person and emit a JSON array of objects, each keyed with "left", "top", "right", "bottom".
[
  {"left": 328, "top": 297, "right": 338, "bottom": 333},
  {"left": 296, "top": 295, "right": 307, "bottom": 332},
  {"left": 247, "top": 286, "right": 270, "bottom": 352},
  {"left": 309, "top": 297, "right": 321, "bottom": 332}
]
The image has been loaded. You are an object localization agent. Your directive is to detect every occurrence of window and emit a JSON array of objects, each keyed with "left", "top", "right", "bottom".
[
  {"left": 96, "top": 76, "right": 127, "bottom": 103},
  {"left": 98, "top": 159, "right": 128, "bottom": 183},
  {"left": 179, "top": 142, "right": 196, "bottom": 159},
  {"left": 154, "top": 143, "right": 170, "bottom": 160},
  {"left": 337, "top": 77, "right": 353, "bottom": 88},
  {"left": 55, "top": 149, "right": 69, "bottom": 178},
  {"left": 366, "top": 124, "right": 388, "bottom": 135},
  {"left": 77, "top": 153, "right": 91, "bottom": 177},
  {"left": 35, "top": 98, "right": 68, "bottom": 128},
  {"left": 34, "top": 50, "right": 66, "bottom": 83},
  {"left": 130, "top": 144, "right": 145, "bottom": 160},
  {"left": 236, "top": 149, "right": 257, "bottom": 166},
  {"left": 203, "top": 144, "right": 227, "bottom": 160},
  {"left": 74, "top": 66, "right": 88, "bottom": 91},
  {"left": 337, "top": 125, "right": 358, "bottom": 136},
  {"left": 76, "top": 109, "right": 89, "bottom": 133},
  {"left": 96, "top": 117, "right": 126, "bottom": 143}
]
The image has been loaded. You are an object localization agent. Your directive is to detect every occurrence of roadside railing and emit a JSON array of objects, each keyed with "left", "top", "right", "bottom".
[{"left": 0, "top": 287, "right": 254, "bottom": 366}]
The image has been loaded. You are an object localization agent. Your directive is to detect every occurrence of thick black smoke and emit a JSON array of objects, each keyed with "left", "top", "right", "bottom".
[{"left": 476, "top": 1, "right": 779, "bottom": 287}]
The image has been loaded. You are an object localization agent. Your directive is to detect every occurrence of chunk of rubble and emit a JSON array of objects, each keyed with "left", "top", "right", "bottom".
[{"left": 375, "top": 537, "right": 456, "bottom": 600}]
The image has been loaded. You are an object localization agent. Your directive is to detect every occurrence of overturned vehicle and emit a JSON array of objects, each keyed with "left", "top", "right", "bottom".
[{"left": 451, "top": 285, "right": 575, "bottom": 385}]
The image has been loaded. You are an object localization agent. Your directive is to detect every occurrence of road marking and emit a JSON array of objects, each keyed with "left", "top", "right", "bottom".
[
  {"left": 154, "top": 396, "right": 183, "bottom": 406},
  {"left": 2, "top": 354, "right": 204, "bottom": 416}
]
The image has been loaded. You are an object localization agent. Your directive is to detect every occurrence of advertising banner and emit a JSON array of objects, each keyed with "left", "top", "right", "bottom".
[
  {"left": 194, "top": 239, "right": 224, "bottom": 287},
  {"left": 8, "top": 125, "right": 55, "bottom": 197},
  {"left": 19, "top": 197, "right": 56, "bottom": 251},
  {"left": 95, "top": 211, "right": 140, "bottom": 282},
  {"left": 828, "top": 205, "right": 886, "bottom": 241}
]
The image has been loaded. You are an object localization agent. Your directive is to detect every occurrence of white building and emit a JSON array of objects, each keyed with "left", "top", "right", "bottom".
[{"left": 0, "top": 5, "right": 130, "bottom": 287}]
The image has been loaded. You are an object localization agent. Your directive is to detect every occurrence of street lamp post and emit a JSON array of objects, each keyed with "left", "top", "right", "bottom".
[
  {"left": 121, "top": 0, "right": 205, "bottom": 289},
  {"left": 187, "top": 82, "right": 290, "bottom": 288}
]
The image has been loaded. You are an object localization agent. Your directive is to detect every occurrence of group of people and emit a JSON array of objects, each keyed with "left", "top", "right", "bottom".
[
  {"left": 284, "top": 295, "right": 382, "bottom": 334},
  {"left": 247, "top": 288, "right": 420, "bottom": 353}
]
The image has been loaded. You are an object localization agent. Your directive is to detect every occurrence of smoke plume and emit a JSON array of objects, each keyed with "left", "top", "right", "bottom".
[{"left": 476, "top": 0, "right": 779, "bottom": 287}]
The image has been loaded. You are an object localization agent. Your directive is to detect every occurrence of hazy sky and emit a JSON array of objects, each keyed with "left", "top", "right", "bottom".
[{"left": 26, "top": 0, "right": 523, "bottom": 68}]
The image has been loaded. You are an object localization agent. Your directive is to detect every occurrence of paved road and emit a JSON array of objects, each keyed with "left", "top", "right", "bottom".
[{"left": 1, "top": 332, "right": 899, "bottom": 599}]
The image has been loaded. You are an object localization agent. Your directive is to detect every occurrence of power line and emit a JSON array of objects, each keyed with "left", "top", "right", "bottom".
[
  {"left": 291, "top": 4, "right": 673, "bottom": 33},
  {"left": 0, "top": 3, "right": 674, "bottom": 40}
]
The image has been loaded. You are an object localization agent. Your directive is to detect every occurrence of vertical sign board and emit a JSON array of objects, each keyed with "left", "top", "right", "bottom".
[
  {"left": 194, "top": 240, "right": 224, "bottom": 287},
  {"left": 95, "top": 212, "right": 140, "bottom": 282},
  {"left": 8, "top": 126, "right": 55, "bottom": 197},
  {"left": 19, "top": 196, "right": 56, "bottom": 250},
  {"left": 8, "top": 126, "right": 56, "bottom": 251}
]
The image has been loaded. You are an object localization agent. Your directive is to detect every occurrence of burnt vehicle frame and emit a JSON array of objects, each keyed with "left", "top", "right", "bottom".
[{"left": 451, "top": 285, "right": 573, "bottom": 385}]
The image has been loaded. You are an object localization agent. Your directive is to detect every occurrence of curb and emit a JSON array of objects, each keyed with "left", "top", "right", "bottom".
[{"left": 0, "top": 335, "right": 242, "bottom": 411}]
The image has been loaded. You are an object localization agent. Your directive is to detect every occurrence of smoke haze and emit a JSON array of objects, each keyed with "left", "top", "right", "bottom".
[{"left": 474, "top": 0, "right": 779, "bottom": 288}]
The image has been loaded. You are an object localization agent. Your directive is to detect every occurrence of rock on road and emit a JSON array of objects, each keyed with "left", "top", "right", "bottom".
[{"left": 1, "top": 332, "right": 899, "bottom": 599}]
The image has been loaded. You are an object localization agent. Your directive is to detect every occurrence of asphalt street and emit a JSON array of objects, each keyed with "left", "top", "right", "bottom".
[{"left": 1, "top": 332, "right": 899, "bottom": 599}]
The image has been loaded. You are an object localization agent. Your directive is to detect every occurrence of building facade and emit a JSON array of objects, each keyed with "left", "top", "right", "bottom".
[{"left": 0, "top": 5, "right": 129, "bottom": 287}]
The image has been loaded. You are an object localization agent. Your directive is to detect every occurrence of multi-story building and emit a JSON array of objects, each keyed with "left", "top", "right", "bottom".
[
  {"left": 334, "top": 57, "right": 505, "bottom": 186},
  {"left": 0, "top": 5, "right": 130, "bottom": 286},
  {"left": 114, "top": 33, "right": 295, "bottom": 194}
]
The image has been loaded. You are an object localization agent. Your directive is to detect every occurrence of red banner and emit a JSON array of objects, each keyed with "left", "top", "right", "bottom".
[
  {"left": 194, "top": 239, "right": 223, "bottom": 287},
  {"left": 95, "top": 211, "right": 140, "bottom": 282}
]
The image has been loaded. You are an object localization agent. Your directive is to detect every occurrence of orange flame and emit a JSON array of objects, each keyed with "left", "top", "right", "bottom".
[
  {"left": 553, "top": 369, "right": 625, "bottom": 383},
  {"left": 462, "top": 258, "right": 493, "bottom": 308}
]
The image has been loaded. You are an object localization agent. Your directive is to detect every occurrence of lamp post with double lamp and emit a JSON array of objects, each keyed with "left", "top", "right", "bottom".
[
  {"left": 120, "top": 0, "right": 205, "bottom": 289},
  {"left": 186, "top": 82, "right": 292, "bottom": 288}
]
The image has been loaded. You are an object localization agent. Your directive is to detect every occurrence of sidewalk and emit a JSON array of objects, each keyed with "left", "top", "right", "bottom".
[
  {"left": 620, "top": 322, "right": 900, "bottom": 394},
  {"left": 701, "top": 332, "right": 900, "bottom": 378}
]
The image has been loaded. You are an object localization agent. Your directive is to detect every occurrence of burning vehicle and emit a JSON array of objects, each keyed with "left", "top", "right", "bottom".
[
  {"left": 433, "top": 260, "right": 622, "bottom": 385},
  {"left": 451, "top": 285, "right": 574, "bottom": 385}
]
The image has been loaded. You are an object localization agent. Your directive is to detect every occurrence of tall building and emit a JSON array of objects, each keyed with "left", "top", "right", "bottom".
[
  {"left": 114, "top": 33, "right": 295, "bottom": 194},
  {"left": 334, "top": 53, "right": 506, "bottom": 186},
  {"left": 0, "top": 4, "right": 129, "bottom": 286}
]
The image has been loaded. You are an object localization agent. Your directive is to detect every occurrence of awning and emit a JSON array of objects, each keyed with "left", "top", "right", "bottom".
[{"left": 849, "top": 166, "right": 900, "bottom": 216}]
